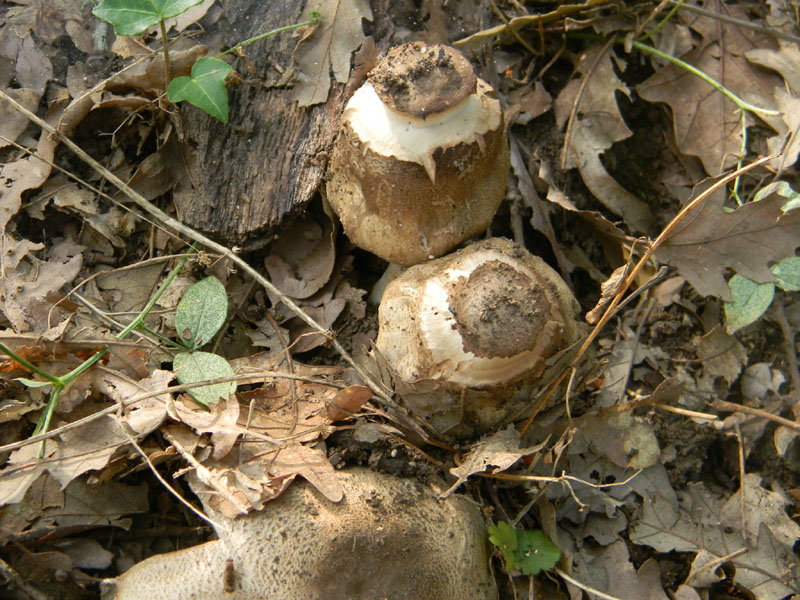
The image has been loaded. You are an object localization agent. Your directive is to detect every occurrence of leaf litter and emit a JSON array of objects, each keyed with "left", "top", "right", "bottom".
[{"left": 0, "top": 1, "right": 799, "bottom": 598}]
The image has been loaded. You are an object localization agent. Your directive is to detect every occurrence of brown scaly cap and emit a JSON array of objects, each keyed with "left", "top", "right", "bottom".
[{"left": 369, "top": 42, "right": 477, "bottom": 119}]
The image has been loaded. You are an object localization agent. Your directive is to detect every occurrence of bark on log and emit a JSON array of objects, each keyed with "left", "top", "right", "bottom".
[{"left": 173, "top": 0, "right": 350, "bottom": 250}]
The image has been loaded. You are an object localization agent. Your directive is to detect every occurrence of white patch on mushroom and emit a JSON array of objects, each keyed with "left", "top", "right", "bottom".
[{"left": 344, "top": 81, "right": 501, "bottom": 184}]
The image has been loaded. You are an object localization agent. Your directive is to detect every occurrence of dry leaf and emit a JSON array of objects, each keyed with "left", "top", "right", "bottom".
[
  {"left": 0, "top": 237, "right": 84, "bottom": 333},
  {"left": 586, "top": 264, "right": 629, "bottom": 324},
  {"left": 746, "top": 43, "right": 800, "bottom": 170},
  {"left": 654, "top": 186, "right": 800, "bottom": 300},
  {"left": 574, "top": 541, "right": 670, "bottom": 600},
  {"left": 0, "top": 88, "right": 39, "bottom": 148},
  {"left": 326, "top": 384, "right": 371, "bottom": 421},
  {"left": 555, "top": 44, "right": 653, "bottom": 232},
  {"left": 263, "top": 212, "right": 336, "bottom": 299},
  {"left": 292, "top": 0, "right": 372, "bottom": 106},
  {"left": 443, "top": 426, "right": 545, "bottom": 497},
  {"left": 630, "top": 484, "right": 800, "bottom": 599},
  {"left": 638, "top": 7, "right": 780, "bottom": 175}
]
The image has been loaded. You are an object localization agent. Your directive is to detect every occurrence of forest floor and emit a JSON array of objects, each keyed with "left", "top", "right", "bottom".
[{"left": 0, "top": 1, "right": 799, "bottom": 599}]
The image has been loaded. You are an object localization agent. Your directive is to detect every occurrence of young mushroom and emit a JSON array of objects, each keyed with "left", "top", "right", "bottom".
[
  {"left": 375, "top": 238, "right": 581, "bottom": 436},
  {"left": 326, "top": 42, "right": 510, "bottom": 266},
  {"left": 107, "top": 468, "right": 496, "bottom": 600}
]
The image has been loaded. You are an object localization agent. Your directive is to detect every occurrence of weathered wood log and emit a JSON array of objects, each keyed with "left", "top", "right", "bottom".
[{"left": 173, "top": 0, "right": 354, "bottom": 250}]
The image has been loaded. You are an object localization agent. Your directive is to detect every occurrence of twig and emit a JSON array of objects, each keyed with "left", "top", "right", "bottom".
[
  {"left": 121, "top": 425, "right": 228, "bottom": 533},
  {"left": 667, "top": 0, "right": 800, "bottom": 45},
  {"left": 0, "top": 89, "right": 407, "bottom": 424},
  {"left": 554, "top": 567, "right": 622, "bottom": 600},
  {"left": 711, "top": 398, "right": 800, "bottom": 432},
  {"left": 652, "top": 403, "right": 717, "bottom": 420},
  {"left": 733, "top": 422, "right": 746, "bottom": 542},
  {"left": 560, "top": 35, "right": 617, "bottom": 170}
]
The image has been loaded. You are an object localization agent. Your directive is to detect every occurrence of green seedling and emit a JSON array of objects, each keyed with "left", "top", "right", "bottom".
[
  {"left": 0, "top": 244, "right": 197, "bottom": 456},
  {"left": 724, "top": 182, "right": 800, "bottom": 333},
  {"left": 172, "top": 276, "right": 236, "bottom": 407},
  {"left": 488, "top": 521, "right": 561, "bottom": 576},
  {"left": 93, "top": 0, "right": 320, "bottom": 122}
]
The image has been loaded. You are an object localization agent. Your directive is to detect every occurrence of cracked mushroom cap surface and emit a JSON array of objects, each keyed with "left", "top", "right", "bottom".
[
  {"left": 375, "top": 238, "right": 581, "bottom": 434},
  {"left": 326, "top": 42, "right": 510, "bottom": 266},
  {"left": 110, "top": 468, "right": 497, "bottom": 600}
]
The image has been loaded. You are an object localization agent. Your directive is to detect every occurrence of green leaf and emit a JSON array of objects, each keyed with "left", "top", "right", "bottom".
[
  {"left": 175, "top": 276, "right": 228, "bottom": 350},
  {"left": 173, "top": 351, "right": 235, "bottom": 407},
  {"left": 167, "top": 57, "right": 232, "bottom": 122},
  {"left": 14, "top": 378, "right": 54, "bottom": 389},
  {"left": 93, "top": 0, "right": 204, "bottom": 36},
  {"left": 772, "top": 256, "right": 800, "bottom": 291},
  {"left": 513, "top": 530, "right": 561, "bottom": 576},
  {"left": 724, "top": 274, "right": 775, "bottom": 334},
  {"left": 488, "top": 521, "right": 518, "bottom": 570}
]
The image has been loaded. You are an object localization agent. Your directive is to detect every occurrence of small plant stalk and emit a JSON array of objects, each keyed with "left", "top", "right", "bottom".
[{"left": 160, "top": 19, "right": 171, "bottom": 92}]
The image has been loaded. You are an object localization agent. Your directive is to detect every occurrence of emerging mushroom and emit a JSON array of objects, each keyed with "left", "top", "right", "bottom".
[
  {"left": 107, "top": 468, "right": 496, "bottom": 600},
  {"left": 326, "top": 42, "right": 510, "bottom": 266},
  {"left": 375, "top": 238, "right": 581, "bottom": 435}
]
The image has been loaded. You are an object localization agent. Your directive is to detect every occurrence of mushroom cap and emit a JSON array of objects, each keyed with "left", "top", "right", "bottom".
[
  {"left": 110, "top": 468, "right": 497, "bottom": 600},
  {"left": 377, "top": 238, "right": 580, "bottom": 387},
  {"left": 326, "top": 42, "right": 509, "bottom": 266},
  {"left": 375, "top": 238, "right": 581, "bottom": 433}
]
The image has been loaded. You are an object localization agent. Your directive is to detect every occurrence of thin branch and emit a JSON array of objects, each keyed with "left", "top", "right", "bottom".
[
  {"left": 554, "top": 567, "right": 622, "bottom": 600},
  {"left": 711, "top": 398, "right": 800, "bottom": 432},
  {"left": 122, "top": 425, "right": 228, "bottom": 533}
]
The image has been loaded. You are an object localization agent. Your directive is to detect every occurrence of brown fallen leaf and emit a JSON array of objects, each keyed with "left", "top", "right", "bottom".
[
  {"left": 291, "top": 0, "right": 372, "bottom": 106},
  {"left": 326, "top": 384, "right": 371, "bottom": 421},
  {"left": 0, "top": 237, "right": 84, "bottom": 333},
  {"left": 638, "top": 8, "right": 780, "bottom": 175},
  {"left": 442, "top": 426, "right": 546, "bottom": 498},
  {"left": 554, "top": 43, "right": 654, "bottom": 233},
  {"left": 654, "top": 184, "right": 800, "bottom": 300},
  {"left": 0, "top": 88, "right": 39, "bottom": 148},
  {"left": 263, "top": 212, "right": 337, "bottom": 299}
]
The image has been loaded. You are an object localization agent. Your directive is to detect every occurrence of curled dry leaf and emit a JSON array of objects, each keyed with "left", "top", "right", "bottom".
[
  {"left": 326, "top": 385, "right": 371, "bottom": 421},
  {"left": 291, "top": 0, "right": 372, "bottom": 106}
]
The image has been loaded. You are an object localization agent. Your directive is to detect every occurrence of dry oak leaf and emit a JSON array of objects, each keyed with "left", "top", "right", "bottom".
[
  {"left": 637, "top": 7, "right": 780, "bottom": 176},
  {"left": 654, "top": 186, "right": 800, "bottom": 301},
  {"left": 746, "top": 43, "right": 800, "bottom": 170},
  {"left": 292, "top": 0, "right": 372, "bottom": 106},
  {"left": 554, "top": 44, "right": 653, "bottom": 233}
]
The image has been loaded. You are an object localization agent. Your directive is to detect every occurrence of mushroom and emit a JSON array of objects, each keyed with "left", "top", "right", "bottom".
[
  {"left": 375, "top": 238, "right": 581, "bottom": 435},
  {"left": 107, "top": 468, "right": 497, "bottom": 600},
  {"left": 326, "top": 42, "right": 510, "bottom": 266}
]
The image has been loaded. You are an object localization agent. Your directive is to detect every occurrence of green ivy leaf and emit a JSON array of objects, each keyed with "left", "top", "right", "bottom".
[
  {"left": 93, "top": 0, "right": 204, "bottom": 36},
  {"left": 175, "top": 276, "right": 228, "bottom": 350},
  {"left": 173, "top": 351, "right": 235, "bottom": 407},
  {"left": 167, "top": 57, "right": 233, "bottom": 122},
  {"left": 488, "top": 521, "right": 518, "bottom": 571},
  {"left": 772, "top": 256, "right": 800, "bottom": 291},
  {"left": 724, "top": 274, "right": 775, "bottom": 334},
  {"left": 514, "top": 530, "right": 561, "bottom": 576},
  {"left": 14, "top": 378, "right": 54, "bottom": 389}
]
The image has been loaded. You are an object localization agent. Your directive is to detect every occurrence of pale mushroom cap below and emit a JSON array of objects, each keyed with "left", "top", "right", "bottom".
[
  {"left": 109, "top": 468, "right": 497, "bottom": 600},
  {"left": 375, "top": 238, "right": 581, "bottom": 435}
]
